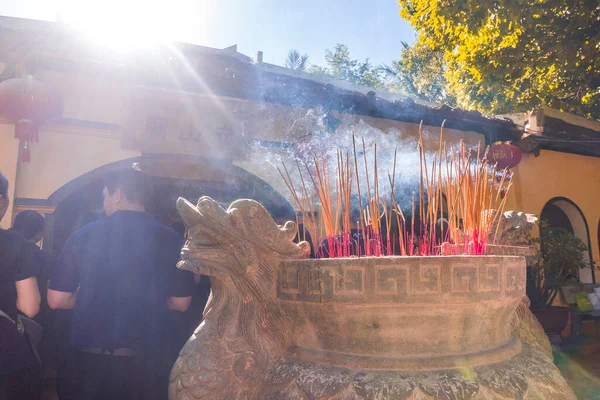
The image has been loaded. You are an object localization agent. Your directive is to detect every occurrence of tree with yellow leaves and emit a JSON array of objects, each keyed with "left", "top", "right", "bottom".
[{"left": 397, "top": 0, "right": 600, "bottom": 120}]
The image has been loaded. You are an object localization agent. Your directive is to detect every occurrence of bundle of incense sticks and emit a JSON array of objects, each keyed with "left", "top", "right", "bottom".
[{"left": 278, "top": 121, "right": 513, "bottom": 258}]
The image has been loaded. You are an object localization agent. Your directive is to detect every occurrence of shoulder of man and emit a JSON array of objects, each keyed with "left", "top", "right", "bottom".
[
  {"left": 153, "top": 222, "right": 184, "bottom": 247},
  {"left": 0, "top": 229, "right": 28, "bottom": 256},
  {"left": 63, "top": 219, "right": 107, "bottom": 249},
  {"left": 0, "top": 231, "right": 43, "bottom": 280},
  {"left": 2, "top": 229, "right": 27, "bottom": 245}
]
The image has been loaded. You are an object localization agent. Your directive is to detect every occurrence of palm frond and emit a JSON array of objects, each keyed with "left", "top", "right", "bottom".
[{"left": 285, "top": 49, "right": 309, "bottom": 72}]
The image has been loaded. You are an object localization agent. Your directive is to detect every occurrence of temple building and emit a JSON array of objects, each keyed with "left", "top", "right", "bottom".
[{"left": 0, "top": 16, "right": 598, "bottom": 281}]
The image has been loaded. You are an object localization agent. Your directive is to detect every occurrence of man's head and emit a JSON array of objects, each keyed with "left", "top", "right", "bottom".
[
  {"left": 103, "top": 164, "right": 152, "bottom": 216},
  {"left": 0, "top": 172, "right": 9, "bottom": 223},
  {"left": 13, "top": 210, "right": 45, "bottom": 243}
]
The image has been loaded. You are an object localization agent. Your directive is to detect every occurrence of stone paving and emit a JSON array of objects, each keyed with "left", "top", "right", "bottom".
[{"left": 40, "top": 345, "right": 600, "bottom": 400}]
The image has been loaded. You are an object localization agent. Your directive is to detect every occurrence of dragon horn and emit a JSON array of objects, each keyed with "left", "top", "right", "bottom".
[{"left": 176, "top": 197, "right": 202, "bottom": 227}]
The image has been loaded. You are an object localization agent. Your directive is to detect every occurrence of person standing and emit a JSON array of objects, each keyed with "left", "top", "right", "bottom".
[
  {"left": 11, "top": 210, "right": 45, "bottom": 245},
  {"left": 0, "top": 173, "right": 43, "bottom": 399},
  {"left": 12, "top": 209, "right": 60, "bottom": 387},
  {"left": 48, "top": 165, "right": 194, "bottom": 400},
  {"left": 11, "top": 210, "right": 53, "bottom": 323}
]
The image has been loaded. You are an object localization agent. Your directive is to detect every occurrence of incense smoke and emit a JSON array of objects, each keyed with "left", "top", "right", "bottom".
[
  {"left": 245, "top": 108, "right": 446, "bottom": 214},
  {"left": 242, "top": 107, "right": 511, "bottom": 258}
]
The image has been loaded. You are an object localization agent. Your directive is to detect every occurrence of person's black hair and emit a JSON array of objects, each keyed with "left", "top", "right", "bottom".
[
  {"left": 0, "top": 172, "right": 8, "bottom": 198},
  {"left": 12, "top": 210, "right": 45, "bottom": 241},
  {"left": 104, "top": 163, "right": 152, "bottom": 206}
]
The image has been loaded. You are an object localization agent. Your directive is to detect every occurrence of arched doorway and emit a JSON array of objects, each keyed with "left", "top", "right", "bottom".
[
  {"left": 48, "top": 154, "right": 295, "bottom": 255},
  {"left": 540, "top": 197, "right": 594, "bottom": 283}
]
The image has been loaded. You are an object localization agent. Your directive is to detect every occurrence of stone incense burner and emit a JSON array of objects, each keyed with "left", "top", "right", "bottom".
[{"left": 169, "top": 197, "right": 575, "bottom": 400}]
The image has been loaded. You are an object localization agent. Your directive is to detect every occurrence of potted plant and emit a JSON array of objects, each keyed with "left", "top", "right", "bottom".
[{"left": 527, "top": 225, "right": 591, "bottom": 337}]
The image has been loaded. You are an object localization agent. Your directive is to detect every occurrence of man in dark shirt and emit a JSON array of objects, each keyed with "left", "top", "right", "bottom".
[
  {"left": 48, "top": 165, "right": 194, "bottom": 400},
  {"left": 0, "top": 172, "right": 43, "bottom": 399}
]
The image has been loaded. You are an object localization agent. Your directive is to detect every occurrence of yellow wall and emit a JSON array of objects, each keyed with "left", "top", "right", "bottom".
[
  {"left": 0, "top": 122, "right": 19, "bottom": 229},
  {"left": 15, "top": 125, "right": 140, "bottom": 200},
  {"left": 509, "top": 149, "right": 600, "bottom": 278}
]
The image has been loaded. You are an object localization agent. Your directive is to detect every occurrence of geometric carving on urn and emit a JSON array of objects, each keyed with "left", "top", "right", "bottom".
[
  {"left": 411, "top": 264, "right": 442, "bottom": 294},
  {"left": 479, "top": 264, "right": 501, "bottom": 292},
  {"left": 374, "top": 265, "right": 409, "bottom": 297},
  {"left": 451, "top": 265, "right": 477, "bottom": 293},
  {"left": 170, "top": 197, "right": 576, "bottom": 400},
  {"left": 506, "top": 265, "right": 527, "bottom": 294},
  {"left": 321, "top": 265, "right": 366, "bottom": 299},
  {"left": 278, "top": 257, "right": 523, "bottom": 303},
  {"left": 280, "top": 264, "right": 300, "bottom": 294}
]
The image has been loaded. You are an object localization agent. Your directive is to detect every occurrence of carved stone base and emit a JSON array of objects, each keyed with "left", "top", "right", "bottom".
[{"left": 262, "top": 346, "right": 575, "bottom": 400}]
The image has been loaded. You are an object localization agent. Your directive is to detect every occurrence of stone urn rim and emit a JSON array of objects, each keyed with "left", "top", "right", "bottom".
[{"left": 284, "top": 254, "right": 526, "bottom": 263}]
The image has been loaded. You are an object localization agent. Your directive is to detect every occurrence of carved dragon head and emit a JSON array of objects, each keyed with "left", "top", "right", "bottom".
[{"left": 176, "top": 196, "right": 310, "bottom": 362}]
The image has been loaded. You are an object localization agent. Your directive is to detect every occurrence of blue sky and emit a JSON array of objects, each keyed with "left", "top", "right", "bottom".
[{"left": 0, "top": 0, "right": 415, "bottom": 68}]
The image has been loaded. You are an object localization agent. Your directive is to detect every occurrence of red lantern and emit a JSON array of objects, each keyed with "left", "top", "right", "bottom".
[
  {"left": 485, "top": 142, "right": 522, "bottom": 170},
  {"left": 0, "top": 76, "right": 63, "bottom": 162}
]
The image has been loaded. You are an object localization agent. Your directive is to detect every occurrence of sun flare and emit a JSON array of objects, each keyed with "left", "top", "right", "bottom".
[{"left": 58, "top": 0, "right": 178, "bottom": 50}]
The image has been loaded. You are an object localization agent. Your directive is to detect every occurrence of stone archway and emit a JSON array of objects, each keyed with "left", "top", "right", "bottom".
[
  {"left": 540, "top": 197, "right": 594, "bottom": 283},
  {"left": 47, "top": 154, "right": 294, "bottom": 255}
]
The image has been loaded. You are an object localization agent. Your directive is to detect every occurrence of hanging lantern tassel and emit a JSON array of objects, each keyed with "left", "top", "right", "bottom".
[
  {"left": 0, "top": 77, "right": 63, "bottom": 163},
  {"left": 21, "top": 141, "right": 31, "bottom": 163},
  {"left": 14, "top": 120, "right": 38, "bottom": 163},
  {"left": 14, "top": 119, "right": 39, "bottom": 143}
]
